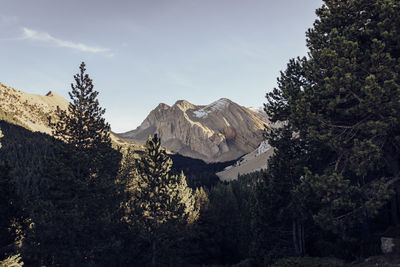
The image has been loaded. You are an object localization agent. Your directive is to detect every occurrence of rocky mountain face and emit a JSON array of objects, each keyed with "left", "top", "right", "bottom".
[
  {"left": 0, "top": 82, "right": 69, "bottom": 134},
  {"left": 118, "top": 98, "right": 269, "bottom": 162},
  {"left": 0, "top": 82, "right": 134, "bottom": 147}
]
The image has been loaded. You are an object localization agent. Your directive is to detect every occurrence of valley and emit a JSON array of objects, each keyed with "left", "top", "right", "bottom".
[
  {"left": 0, "top": 81, "right": 271, "bottom": 182},
  {"left": 1, "top": 1, "right": 400, "bottom": 266}
]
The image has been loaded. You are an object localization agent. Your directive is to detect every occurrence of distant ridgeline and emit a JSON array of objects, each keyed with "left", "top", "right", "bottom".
[
  {"left": 0, "top": 108, "right": 32, "bottom": 131},
  {"left": 0, "top": 82, "right": 242, "bottom": 188}
]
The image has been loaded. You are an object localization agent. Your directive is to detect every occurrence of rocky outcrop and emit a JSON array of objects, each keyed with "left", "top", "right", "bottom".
[
  {"left": 381, "top": 237, "right": 400, "bottom": 254},
  {"left": 119, "top": 98, "right": 269, "bottom": 162}
]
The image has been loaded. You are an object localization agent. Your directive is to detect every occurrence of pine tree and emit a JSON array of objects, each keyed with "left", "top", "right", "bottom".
[
  {"left": 252, "top": 58, "right": 333, "bottom": 261},
  {"left": 177, "top": 171, "right": 198, "bottom": 224},
  {"left": 193, "top": 187, "right": 209, "bottom": 215},
  {"left": 0, "top": 254, "right": 23, "bottom": 267},
  {"left": 299, "top": 0, "right": 400, "bottom": 232},
  {"left": 50, "top": 62, "right": 118, "bottom": 178},
  {"left": 51, "top": 62, "right": 111, "bottom": 152},
  {"left": 263, "top": 0, "right": 400, "bottom": 242},
  {"left": 132, "top": 134, "right": 196, "bottom": 266},
  {"left": 60, "top": 62, "right": 122, "bottom": 265},
  {"left": 25, "top": 62, "right": 123, "bottom": 266}
]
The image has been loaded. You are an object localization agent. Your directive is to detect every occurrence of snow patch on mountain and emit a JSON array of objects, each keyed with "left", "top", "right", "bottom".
[
  {"left": 193, "top": 98, "right": 230, "bottom": 118},
  {"left": 248, "top": 106, "right": 264, "bottom": 114},
  {"left": 193, "top": 110, "right": 207, "bottom": 118},
  {"left": 257, "top": 141, "right": 270, "bottom": 155}
]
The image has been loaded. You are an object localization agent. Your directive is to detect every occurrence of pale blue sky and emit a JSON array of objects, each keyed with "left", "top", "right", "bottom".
[{"left": 0, "top": 0, "right": 323, "bottom": 132}]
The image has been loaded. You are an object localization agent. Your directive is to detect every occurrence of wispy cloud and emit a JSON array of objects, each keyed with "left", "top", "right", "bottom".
[{"left": 22, "top": 27, "right": 110, "bottom": 54}]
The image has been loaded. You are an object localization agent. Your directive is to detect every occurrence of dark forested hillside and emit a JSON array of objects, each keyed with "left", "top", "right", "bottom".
[
  {"left": 0, "top": 120, "right": 57, "bottom": 197},
  {"left": 169, "top": 153, "right": 236, "bottom": 188}
]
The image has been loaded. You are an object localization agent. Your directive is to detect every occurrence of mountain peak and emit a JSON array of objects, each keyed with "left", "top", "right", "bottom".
[
  {"left": 210, "top": 98, "right": 232, "bottom": 108},
  {"left": 217, "top": 97, "right": 231, "bottom": 102},
  {"left": 156, "top": 103, "right": 170, "bottom": 110},
  {"left": 193, "top": 98, "right": 232, "bottom": 118},
  {"left": 174, "top": 99, "right": 192, "bottom": 105},
  {"left": 174, "top": 100, "right": 196, "bottom": 111}
]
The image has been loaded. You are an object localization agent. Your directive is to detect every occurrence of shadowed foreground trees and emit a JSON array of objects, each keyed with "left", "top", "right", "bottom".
[
  {"left": 0, "top": 130, "right": 22, "bottom": 261},
  {"left": 254, "top": 0, "right": 400, "bottom": 262},
  {"left": 23, "top": 62, "right": 123, "bottom": 266},
  {"left": 0, "top": 160, "right": 14, "bottom": 257},
  {"left": 297, "top": 0, "right": 400, "bottom": 232},
  {"left": 1, "top": 63, "right": 209, "bottom": 266},
  {"left": 293, "top": 0, "right": 400, "bottom": 233}
]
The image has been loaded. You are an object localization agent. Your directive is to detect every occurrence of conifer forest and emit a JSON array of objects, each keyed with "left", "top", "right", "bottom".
[{"left": 1, "top": 0, "right": 400, "bottom": 266}]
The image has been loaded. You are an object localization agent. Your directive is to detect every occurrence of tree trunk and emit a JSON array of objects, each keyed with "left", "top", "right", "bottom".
[
  {"left": 300, "top": 222, "right": 305, "bottom": 256},
  {"left": 292, "top": 219, "right": 305, "bottom": 257},
  {"left": 293, "top": 220, "right": 299, "bottom": 256},
  {"left": 362, "top": 211, "right": 370, "bottom": 240}
]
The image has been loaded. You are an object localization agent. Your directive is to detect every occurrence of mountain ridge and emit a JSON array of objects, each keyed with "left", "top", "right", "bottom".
[
  {"left": 0, "top": 82, "right": 69, "bottom": 133},
  {"left": 1, "top": 82, "right": 269, "bottom": 164},
  {"left": 0, "top": 82, "right": 138, "bottom": 149}
]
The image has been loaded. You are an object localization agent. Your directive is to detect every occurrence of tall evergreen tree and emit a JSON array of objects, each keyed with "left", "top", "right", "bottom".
[
  {"left": 262, "top": 0, "right": 400, "bottom": 249},
  {"left": 252, "top": 58, "right": 333, "bottom": 262},
  {"left": 130, "top": 134, "right": 196, "bottom": 266},
  {"left": 51, "top": 62, "right": 111, "bottom": 151},
  {"left": 25, "top": 62, "right": 122, "bottom": 266},
  {"left": 297, "top": 0, "right": 400, "bottom": 232},
  {"left": 50, "top": 62, "right": 118, "bottom": 179},
  {"left": 193, "top": 187, "right": 209, "bottom": 217}
]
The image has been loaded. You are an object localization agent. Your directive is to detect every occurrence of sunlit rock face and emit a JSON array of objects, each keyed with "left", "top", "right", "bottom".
[
  {"left": 119, "top": 98, "right": 269, "bottom": 162},
  {"left": 0, "top": 82, "right": 136, "bottom": 148},
  {"left": 0, "top": 82, "right": 69, "bottom": 134}
]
